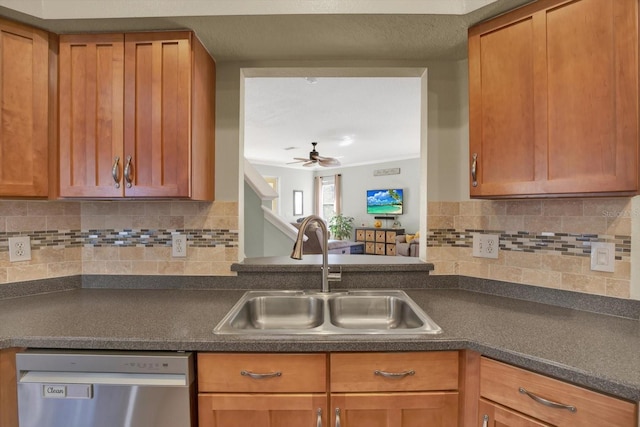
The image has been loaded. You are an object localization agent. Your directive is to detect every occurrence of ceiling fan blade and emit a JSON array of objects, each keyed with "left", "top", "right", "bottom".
[
  {"left": 286, "top": 159, "right": 305, "bottom": 164},
  {"left": 318, "top": 157, "right": 340, "bottom": 166},
  {"left": 302, "top": 160, "right": 316, "bottom": 167}
]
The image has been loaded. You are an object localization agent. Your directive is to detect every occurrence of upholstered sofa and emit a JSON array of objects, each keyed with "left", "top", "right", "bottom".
[
  {"left": 395, "top": 234, "right": 420, "bottom": 257},
  {"left": 291, "top": 221, "right": 361, "bottom": 254}
]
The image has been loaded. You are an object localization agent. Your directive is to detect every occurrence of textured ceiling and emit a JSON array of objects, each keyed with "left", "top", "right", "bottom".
[
  {"left": 244, "top": 77, "right": 422, "bottom": 169},
  {"left": 0, "top": 0, "right": 533, "bottom": 61}
]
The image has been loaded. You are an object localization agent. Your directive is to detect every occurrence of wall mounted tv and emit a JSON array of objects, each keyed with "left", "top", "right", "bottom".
[{"left": 366, "top": 189, "right": 403, "bottom": 215}]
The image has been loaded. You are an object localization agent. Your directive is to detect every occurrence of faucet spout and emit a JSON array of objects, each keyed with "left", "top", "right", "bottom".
[{"left": 291, "top": 215, "right": 336, "bottom": 293}]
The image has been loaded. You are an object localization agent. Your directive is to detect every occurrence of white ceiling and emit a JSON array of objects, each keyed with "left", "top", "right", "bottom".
[{"left": 244, "top": 77, "right": 421, "bottom": 169}]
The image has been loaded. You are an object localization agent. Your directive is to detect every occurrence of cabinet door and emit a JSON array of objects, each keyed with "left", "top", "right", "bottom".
[
  {"left": 0, "top": 19, "right": 48, "bottom": 197},
  {"left": 0, "top": 348, "right": 20, "bottom": 427},
  {"left": 59, "top": 34, "right": 124, "bottom": 197},
  {"left": 198, "top": 393, "right": 327, "bottom": 427},
  {"left": 478, "top": 399, "right": 552, "bottom": 427},
  {"left": 469, "top": 0, "right": 638, "bottom": 197},
  {"left": 331, "top": 392, "right": 458, "bottom": 427},
  {"left": 543, "top": 0, "right": 637, "bottom": 194},
  {"left": 124, "top": 32, "right": 191, "bottom": 197}
]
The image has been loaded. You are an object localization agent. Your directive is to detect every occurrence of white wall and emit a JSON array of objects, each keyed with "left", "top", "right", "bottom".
[
  {"left": 316, "top": 158, "right": 421, "bottom": 233},
  {"left": 253, "top": 164, "right": 315, "bottom": 222}
]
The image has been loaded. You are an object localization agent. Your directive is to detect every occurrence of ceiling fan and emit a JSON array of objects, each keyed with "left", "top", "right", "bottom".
[{"left": 288, "top": 142, "right": 340, "bottom": 167}]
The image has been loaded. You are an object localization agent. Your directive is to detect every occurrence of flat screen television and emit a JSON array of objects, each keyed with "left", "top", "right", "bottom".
[{"left": 366, "top": 189, "right": 403, "bottom": 215}]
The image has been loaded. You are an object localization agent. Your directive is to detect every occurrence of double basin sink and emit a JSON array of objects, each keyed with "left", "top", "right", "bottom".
[{"left": 214, "top": 290, "right": 442, "bottom": 335}]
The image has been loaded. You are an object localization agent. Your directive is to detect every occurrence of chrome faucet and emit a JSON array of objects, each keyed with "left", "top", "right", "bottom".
[{"left": 291, "top": 215, "right": 341, "bottom": 293}]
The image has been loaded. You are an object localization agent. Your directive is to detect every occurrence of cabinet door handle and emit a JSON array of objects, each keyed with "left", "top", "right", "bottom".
[
  {"left": 471, "top": 152, "right": 478, "bottom": 187},
  {"left": 334, "top": 408, "right": 341, "bottom": 427},
  {"left": 374, "top": 369, "right": 415, "bottom": 378},
  {"left": 316, "top": 408, "right": 322, "bottom": 427},
  {"left": 240, "top": 370, "right": 282, "bottom": 379},
  {"left": 111, "top": 156, "right": 121, "bottom": 188},
  {"left": 518, "top": 387, "right": 577, "bottom": 413},
  {"left": 124, "top": 155, "right": 133, "bottom": 188},
  {"left": 482, "top": 414, "right": 489, "bottom": 427}
]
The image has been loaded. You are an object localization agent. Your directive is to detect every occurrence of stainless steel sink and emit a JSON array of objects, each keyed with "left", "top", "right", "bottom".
[
  {"left": 328, "top": 294, "right": 425, "bottom": 330},
  {"left": 214, "top": 290, "right": 442, "bottom": 335},
  {"left": 227, "top": 294, "right": 324, "bottom": 330}
]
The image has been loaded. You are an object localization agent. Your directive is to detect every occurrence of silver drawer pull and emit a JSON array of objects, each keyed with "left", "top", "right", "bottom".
[
  {"left": 482, "top": 414, "right": 489, "bottom": 427},
  {"left": 316, "top": 408, "right": 322, "bottom": 427},
  {"left": 518, "top": 387, "right": 577, "bottom": 413},
  {"left": 240, "top": 370, "right": 282, "bottom": 379},
  {"left": 374, "top": 369, "right": 415, "bottom": 378},
  {"left": 335, "top": 408, "right": 341, "bottom": 427}
]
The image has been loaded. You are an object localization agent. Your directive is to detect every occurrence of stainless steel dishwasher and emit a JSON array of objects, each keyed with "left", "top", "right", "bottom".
[{"left": 16, "top": 350, "right": 195, "bottom": 427}]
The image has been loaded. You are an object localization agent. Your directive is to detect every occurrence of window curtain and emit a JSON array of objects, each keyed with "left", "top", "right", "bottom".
[
  {"left": 334, "top": 174, "right": 342, "bottom": 215},
  {"left": 314, "top": 176, "right": 322, "bottom": 216}
]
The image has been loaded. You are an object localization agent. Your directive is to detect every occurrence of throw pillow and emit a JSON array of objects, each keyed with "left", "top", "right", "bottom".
[{"left": 405, "top": 234, "right": 415, "bottom": 243}]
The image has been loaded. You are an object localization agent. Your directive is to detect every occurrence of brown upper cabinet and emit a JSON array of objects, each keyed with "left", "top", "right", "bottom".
[
  {"left": 0, "top": 18, "right": 49, "bottom": 198},
  {"left": 58, "top": 31, "right": 215, "bottom": 200},
  {"left": 468, "top": 0, "right": 639, "bottom": 198}
]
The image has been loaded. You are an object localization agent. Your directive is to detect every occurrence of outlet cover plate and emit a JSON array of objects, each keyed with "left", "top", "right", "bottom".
[
  {"left": 172, "top": 234, "right": 187, "bottom": 258},
  {"left": 590, "top": 242, "right": 615, "bottom": 272},
  {"left": 8, "top": 236, "right": 31, "bottom": 262},
  {"left": 472, "top": 233, "right": 500, "bottom": 259}
]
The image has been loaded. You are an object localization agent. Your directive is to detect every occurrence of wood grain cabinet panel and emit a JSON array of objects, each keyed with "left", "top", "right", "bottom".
[
  {"left": 478, "top": 399, "right": 552, "bottom": 427},
  {"left": 480, "top": 357, "right": 637, "bottom": 427},
  {"left": 58, "top": 31, "right": 215, "bottom": 200},
  {"left": 197, "top": 353, "right": 326, "bottom": 393},
  {"left": 469, "top": 0, "right": 639, "bottom": 197},
  {"left": 0, "top": 19, "right": 49, "bottom": 197},
  {"left": 330, "top": 352, "right": 459, "bottom": 427},
  {"left": 197, "top": 353, "right": 327, "bottom": 427},
  {"left": 58, "top": 34, "right": 124, "bottom": 197},
  {"left": 0, "top": 348, "right": 21, "bottom": 427},
  {"left": 331, "top": 392, "right": 458, "bottom": 427}
]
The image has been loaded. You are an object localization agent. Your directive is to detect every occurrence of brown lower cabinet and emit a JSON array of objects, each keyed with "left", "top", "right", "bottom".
[
  {"left": 478, "top": 399, "right": 552, "bottom": 427},
  {"left": 0, "top": 348, "right": 20, "bottom": 427},
  {"left": 478, "top": 357, "right": 637, "bottom": 427},
  {"left": 198, "top": 351, "right": 459, "bottom": 427}
]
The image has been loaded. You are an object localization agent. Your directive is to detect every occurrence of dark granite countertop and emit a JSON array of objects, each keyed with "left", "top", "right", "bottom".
[
  {"left": 231, "top": 254, "right": 434, "bottom": 272},
  {"left": 0, "top": 286, "right": 638, "bottom": 401}
]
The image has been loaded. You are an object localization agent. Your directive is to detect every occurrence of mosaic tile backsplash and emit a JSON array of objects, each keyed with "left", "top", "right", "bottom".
[
  {"left": 426, "top": 198, "right": 635, "bottom": 298},
  {"left": 0, "top": 201, "right": 238, "bottom": 283},
  {"left": 0, "top": 198, "right": 635, "bottom": 299}
]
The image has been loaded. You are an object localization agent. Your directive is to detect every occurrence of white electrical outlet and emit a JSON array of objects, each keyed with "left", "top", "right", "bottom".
[
  {"left": 8, "top": 236, "right": 32, "bottom": 262},
  {"left": 172, "top": 234, "right": 187, "bottom": 258},
  {"left": 472, "top": 233, "right": 500, "bottom": 259},
  {"left": 590, "top": 242, "right": 615, "bottom": 272}
]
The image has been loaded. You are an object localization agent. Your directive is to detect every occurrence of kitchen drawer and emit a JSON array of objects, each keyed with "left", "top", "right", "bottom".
[
  {"left": 480, "top": 357, "right": 637, "bottom": 427},
  {"left": 198, "top": 353, "right": 326, "bottom": 393},
  {"left": 330, "top": 351, "right": 459, "bottom": 392}
]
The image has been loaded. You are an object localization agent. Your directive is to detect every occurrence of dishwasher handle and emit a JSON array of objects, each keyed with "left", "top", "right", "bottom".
[{"left": 19, "top": 371, "right": 188, "bottom": 387}]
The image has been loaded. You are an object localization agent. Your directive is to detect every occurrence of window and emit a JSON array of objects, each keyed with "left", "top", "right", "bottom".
[
  {"left": 264, "top": 177, "right": 278, "bottom": 213},
  {"left": 320, "top": 176, "right": 336, "bottom": 220}
]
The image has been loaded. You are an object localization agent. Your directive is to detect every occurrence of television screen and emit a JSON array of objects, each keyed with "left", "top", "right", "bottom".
[{"left": 366, "top": 189, "right": 403, "bottom": 215}]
